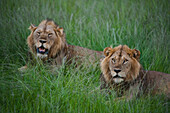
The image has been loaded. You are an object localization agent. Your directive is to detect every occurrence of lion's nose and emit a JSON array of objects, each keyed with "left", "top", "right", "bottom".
[
  {"left": 114, "top": 69, "right": 121, "bottom": 73},
  {"left": 39, "top": 40, "right": 47, "bottom": 43}
]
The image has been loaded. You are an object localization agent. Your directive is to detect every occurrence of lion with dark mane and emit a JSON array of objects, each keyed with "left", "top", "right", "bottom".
[
  {"left": 19, "top": 19, "right": 102, "bottom": 71},
  {"left": 100, "top": 45, "right": 170, "bottom": 99}
]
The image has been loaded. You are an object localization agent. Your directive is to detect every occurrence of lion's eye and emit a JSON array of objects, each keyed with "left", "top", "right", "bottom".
[
  {"left": 37, "top": 32, "right": 41, "bottom": 36},
  {"left": 112, "top": 58, "right": 116, "bottom": 63},
  {"left": 48, "top": 33, "right": 53, "bottom": 37},
  {"left": 123, "top": 59, "right": 128, "bottom": 64}
]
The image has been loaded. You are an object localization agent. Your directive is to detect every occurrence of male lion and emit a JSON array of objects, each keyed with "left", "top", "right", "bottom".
[
  {"left": 19, "top": 19, "right": 103, "bottom": 71},
  {"left": 100, "top": 45, "right": 170, "bottom": 99}
]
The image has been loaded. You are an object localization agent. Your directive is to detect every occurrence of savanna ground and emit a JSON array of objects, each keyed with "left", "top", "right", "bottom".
[{"left": 0, "top": 0, "right": 169, "bottom": 112}]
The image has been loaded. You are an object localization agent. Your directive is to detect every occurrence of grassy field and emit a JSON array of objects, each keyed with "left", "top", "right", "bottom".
[{"left": 0, "top": 0, "right": 169, "bottom": 112}]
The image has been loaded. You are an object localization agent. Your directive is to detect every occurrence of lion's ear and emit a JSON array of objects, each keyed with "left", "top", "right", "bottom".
[
  {"left": 104, "top": 47, "right": 112, "bottom": 57},
  {"left": 56, "top": 27, "right": 64, "bottom": 36},
  {"left": 132, "top": 49, "right": 140, "bottom": 61},
  {"left": 29, "top": 24, "right": 37, "bottom": 31}
]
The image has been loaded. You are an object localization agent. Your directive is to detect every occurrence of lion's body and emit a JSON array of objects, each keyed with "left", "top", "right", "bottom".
[
  {"left": 46, "top": 44, "right": 103, "bottom": 66},
  {"left": 140, "top": 71, "right": 170, "bottom": 97},
  {"left": 100, "top": 45, "right": 170, "bottom": 99},
  {"left": 67, "top": 45, "right": 103, "bottom": 64}
]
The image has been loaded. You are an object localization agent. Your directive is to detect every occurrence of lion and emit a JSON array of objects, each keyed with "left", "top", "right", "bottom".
[
  {"left": 19, "top": 19, "right": 103, "bottom": 71},
  {"left": 100, "top": 45, "right": 170, "bottom": 99}
]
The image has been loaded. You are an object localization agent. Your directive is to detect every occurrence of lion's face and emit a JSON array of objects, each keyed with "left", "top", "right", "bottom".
[
  {"left": 109, "top": 50, "right": 134, "bottom": 83},
  {"left": 33, "top": 22, "right": 57, "bottom": 58},
  {"left": 27, "top": 19, "right": 66, "bottom": 59},
  {"left": 101, "top": 45, "right": 141, "bottom": 84}
]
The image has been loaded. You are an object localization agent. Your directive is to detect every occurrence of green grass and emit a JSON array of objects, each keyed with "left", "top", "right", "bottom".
[{"left": 0, "top": 0, "right": 170, "bottom": 112}]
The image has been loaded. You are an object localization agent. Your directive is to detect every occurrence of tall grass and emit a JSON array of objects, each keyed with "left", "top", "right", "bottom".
[{"left": 0, "top": 0, "right": 169, "bottom": 112}]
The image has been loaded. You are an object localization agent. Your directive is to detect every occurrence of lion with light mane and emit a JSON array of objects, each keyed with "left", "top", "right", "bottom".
[
  {"left": 19, "top": 19, "right": 103, "bottom": 71},
  {"left": 100, "top": 45, "right": 170, "bottom": 99}
]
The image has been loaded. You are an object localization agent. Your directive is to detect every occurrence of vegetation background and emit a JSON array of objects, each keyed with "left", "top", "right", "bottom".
[{"left": 0, "top": 0, "right": 169, "bottom": 112}]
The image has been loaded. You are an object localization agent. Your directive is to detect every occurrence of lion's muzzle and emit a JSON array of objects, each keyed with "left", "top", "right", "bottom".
[
  {"left": 111, "top": 69, "right": 126, "bottom": 83},
  {"left": 37, "top": 39, "right": 48, "bottom": 56}
]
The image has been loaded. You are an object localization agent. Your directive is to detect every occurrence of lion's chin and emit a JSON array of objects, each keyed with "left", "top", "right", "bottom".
[
  {"left": 37, "top": 53, "right": 48, "bottom": 59},
  {"left": 113, "top": 78, "right": 124, "bottom": 83}
]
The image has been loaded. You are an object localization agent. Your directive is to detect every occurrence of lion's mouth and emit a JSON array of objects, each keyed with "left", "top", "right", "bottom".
[
  {"left": 37, "top": 46, "right": 48, "bottom": 54},
  {"left": 113, "top": 75, "right": 124, "bottom": 79}
]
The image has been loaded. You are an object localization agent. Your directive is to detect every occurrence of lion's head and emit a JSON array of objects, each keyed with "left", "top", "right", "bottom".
[
  {"left": 101, "top": 45, "right": 141, "bottom": 84},
  {"left": 27, "top": 19, "right": 67, "bottom": 60}
]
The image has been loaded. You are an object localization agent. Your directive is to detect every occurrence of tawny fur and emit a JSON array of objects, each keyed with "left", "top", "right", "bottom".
[{"left": 100, "top": 45, "right": 170, "bottom": 99}]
